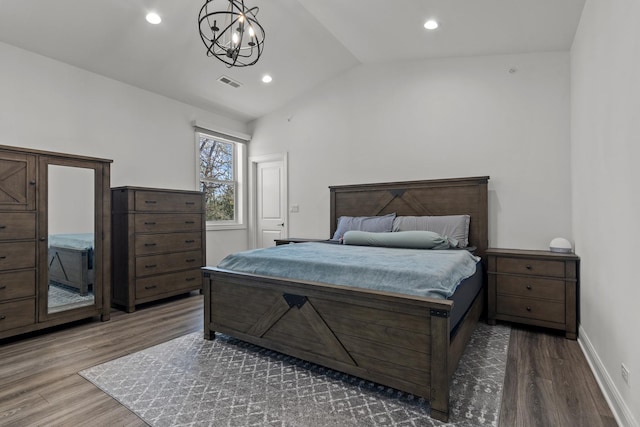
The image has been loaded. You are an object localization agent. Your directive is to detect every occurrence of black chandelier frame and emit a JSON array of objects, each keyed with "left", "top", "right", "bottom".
[{"left": 198, "top": 0, "right": 266, "bottom": 68}]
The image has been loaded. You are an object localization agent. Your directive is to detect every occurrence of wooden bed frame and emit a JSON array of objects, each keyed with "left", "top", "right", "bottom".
[
  {"left": 203, "top": 176, "right": 489, "bottom": 422},
  {"left": 48, "top": 245, "right": 94, "bottom": 296}
]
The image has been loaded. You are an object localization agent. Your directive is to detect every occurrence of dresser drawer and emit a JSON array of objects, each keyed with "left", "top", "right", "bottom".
[
  {"left": 135, "top": 213, "right": 202, "bottom": 233},
  {"left": 496, "top": 257, "right": 565, "bottom": 278},
  {"left": 135, "top": 250, "right": 202, "bottom": 277},
  {"left": 135, "top": 269, "right": 202, "bottom": 299},
  {"left": 135, "top": 232, "right": 202, "bottom": 256},
  {"left": 0, "top": 213, "right": 36, "bottom": 241},
  {"left": 135, "top": 191, "right": 202, "bottom": 212},
  {"left": 496, "top": 275, "right": 565, "bottom": 301},
  {"left": 497, "top": 295, "right": 565, "bottom": 324},
  {"left": 0, "top": 242, "right": 36, "bottom": 271},
  {"left": 0, "top": 270, "right": 36, "bottom": 301},
  {"left": 0, "top": 298, "right": 36, "bottom": 332}
]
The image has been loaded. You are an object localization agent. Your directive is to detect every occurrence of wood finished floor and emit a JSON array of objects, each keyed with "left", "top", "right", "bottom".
[{"left": 0, "top": 294, "right": 617, "bottom": 427}]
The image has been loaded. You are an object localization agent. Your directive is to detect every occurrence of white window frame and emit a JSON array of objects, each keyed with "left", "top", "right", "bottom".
[{"left": 195, "top": 128, "right": 247, "bottom": 231}]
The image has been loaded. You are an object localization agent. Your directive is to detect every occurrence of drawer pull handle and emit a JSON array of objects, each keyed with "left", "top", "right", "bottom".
[
  {"left": 145, "top": 264, "right": 157, "bottom": 268},
  {"left": 526, "top": 285, "right": 532, "bottom": 290},
  {"left": 0, "top": 225, "right": 5, "bottom": 229},
  {"left": 144, "top": 243, "right": 157, "bottom": 247},
  {"left": 185, "top": 201, "right": 195, "bottom": 205},
  {"left": 145, "top": 285, "right": 157, "bottom": 290},
  {"left": 0, "top": 285, "right": 6, "bottom": 290},
  {"left": 185, "top": 240, "right": 195, "bottom": 243},
  {"left": 185, "top": 221, "right": 195, "bottom": 224},
  {"left": 144, "top": 222, "right": 157, "bottom": 225},
  {"left": 526, "top": 306, "right": 532, "bottom": 311},
  {"left": 145, "top": 200, "right": 157, "bottom": 204},
  {"left": 525, "top": 265, "right": 532, "bottom": 270},
  {"left": 186, "top": 258, "right": 196, "bottom": 263},
  {"left": 0, "top": 315, "right": 5, "bottom": 320},
  {"left": 0, "top": 256, "right": 6, "bottom": 260},
  {"left": 185, "top": 277, "right": 196, "bottom": 282}
]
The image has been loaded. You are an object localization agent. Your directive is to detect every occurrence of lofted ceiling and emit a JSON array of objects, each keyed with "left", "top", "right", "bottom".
[{"left": 0, "top": 0, "right": 586, "bottom": 123}]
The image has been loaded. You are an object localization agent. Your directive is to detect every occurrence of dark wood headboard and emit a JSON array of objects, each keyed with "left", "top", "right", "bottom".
[{"left": 329, "top": 176, "right": 489, "bottom": 258}]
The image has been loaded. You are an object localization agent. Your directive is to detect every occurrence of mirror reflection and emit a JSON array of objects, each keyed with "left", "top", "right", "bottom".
[{"left": 47, "top": 165, "right": 95, "bottom": 313}]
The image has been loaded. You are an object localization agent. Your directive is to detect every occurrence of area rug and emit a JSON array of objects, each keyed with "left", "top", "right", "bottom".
[
  {"left": 80, "top": 323, "right": 510, "bottom": 427},
  {"left": 48, "top": 283, "right": 95, "bottom": 312}
]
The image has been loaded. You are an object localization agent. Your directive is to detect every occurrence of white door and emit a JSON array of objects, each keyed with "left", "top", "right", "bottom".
[{"left": 254, "top": 156, "right": 287, "bottom": 248}]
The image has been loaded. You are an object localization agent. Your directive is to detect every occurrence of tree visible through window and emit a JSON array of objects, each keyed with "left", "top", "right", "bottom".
[{"left": 199, "top": 133, "right": 236, "bottom": 222}]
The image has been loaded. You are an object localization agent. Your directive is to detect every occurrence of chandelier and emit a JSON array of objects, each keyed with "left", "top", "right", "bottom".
[{"left": 198, "top": 0, "right": 266, "bottom": 68}]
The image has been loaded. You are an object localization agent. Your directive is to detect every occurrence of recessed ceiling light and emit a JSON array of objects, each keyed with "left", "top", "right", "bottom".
[
  {"left": 262, "top": 75, "right": 273, "bottom": 84},
  {"left": 424, "top": 20, "right": 439, "bottom": 30},
  {"left": 146, "top": 12, "right": 162, "bottom": 25}
]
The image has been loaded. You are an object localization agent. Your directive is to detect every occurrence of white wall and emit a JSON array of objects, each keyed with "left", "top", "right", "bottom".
[
  {"left": 249, "top": 52, "right": 572, "bottom": 250},
  {"left": 0, "top": 41, "right": 249, "bottom": 265},
  {"left": 571, "top": 0, "right": 640, "bottom": 425}
]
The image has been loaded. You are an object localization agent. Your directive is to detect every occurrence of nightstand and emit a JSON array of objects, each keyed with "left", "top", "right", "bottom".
[
  {"left": 274, "top": 238, "right": 328, "bottom": 246},
  {"left": 486, "top": 248, "right": 579, "bottom": 339}
]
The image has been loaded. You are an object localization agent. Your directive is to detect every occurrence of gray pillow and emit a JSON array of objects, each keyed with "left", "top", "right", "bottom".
[
  {"left": 332, "top": 213, "right": 396, "bottom": 241},
  {"left": 392, "top": 215, "right": 470, "bottom": 247},
  {"left": 342, "top": 230, "right": 454, "bottom": 249}
]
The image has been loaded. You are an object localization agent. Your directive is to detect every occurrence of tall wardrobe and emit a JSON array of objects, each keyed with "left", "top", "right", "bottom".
[{"left": 0, "top": 145, "right": 111, "bottom": 340}]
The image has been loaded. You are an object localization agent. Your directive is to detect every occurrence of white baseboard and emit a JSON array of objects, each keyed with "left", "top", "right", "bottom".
[{"left": 578, "top": 326, "right": 638, "bottom": 427}]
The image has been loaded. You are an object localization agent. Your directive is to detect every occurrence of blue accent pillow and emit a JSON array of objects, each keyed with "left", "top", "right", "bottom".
[
  {"left": 342, "top": 230, "right": 456, "bottom": 249},
  {"left": 331, "top": 213, "right": 396, "bottom": 241}
]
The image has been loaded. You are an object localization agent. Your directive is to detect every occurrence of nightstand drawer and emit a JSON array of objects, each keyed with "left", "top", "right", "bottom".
[
  {"left": 496, "top": 275, "right": 565, "bottom": 301},
  {"left": 497, "top": 295, "right": 565, "bottom": 324},
  {"left": 496, "top": 257, "right": 565, "bottom": 278}
]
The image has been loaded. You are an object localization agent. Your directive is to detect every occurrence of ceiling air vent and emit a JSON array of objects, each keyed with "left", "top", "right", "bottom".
[{"left": 217, "top": 75, "right": 242, "bottom": 88}]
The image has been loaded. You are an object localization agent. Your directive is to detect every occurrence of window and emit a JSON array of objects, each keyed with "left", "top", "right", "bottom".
[{"left": 197, "top": 130, "right": 245, "bottom": 228}]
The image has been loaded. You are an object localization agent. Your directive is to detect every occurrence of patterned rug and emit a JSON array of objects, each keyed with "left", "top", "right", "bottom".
[
  {"left": 48, "top": 283, "right": 94, "bottom": 312},
  {"left": 80, "top": 323, "right": 510, "bottom": 427}
]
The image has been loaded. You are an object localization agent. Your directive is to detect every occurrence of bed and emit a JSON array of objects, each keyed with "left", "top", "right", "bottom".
[
  {"left": 202, "top": 176, "right": 489, "bottom": 422},
  {"left": 48, "top": 233, "right": 95, "bottom": 296}
]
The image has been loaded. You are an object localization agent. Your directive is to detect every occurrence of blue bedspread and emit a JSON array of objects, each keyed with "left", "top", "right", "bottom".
[
  {"left": 48, "top": 233, "right": 94, "bottom": 250},
  {"left": 217, "top": 242, "right": 479, "bottom": 299}
]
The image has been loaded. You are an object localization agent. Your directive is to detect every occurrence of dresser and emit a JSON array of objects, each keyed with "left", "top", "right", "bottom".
[
  {"left": 0, "top": 145, "right": 111, "bottom": 340},
  {"left": 486, "top": 248, "right": 579, "bottom": 339},
  {"left": 112, "top": 187, "right": 205, "bottom": 312}
]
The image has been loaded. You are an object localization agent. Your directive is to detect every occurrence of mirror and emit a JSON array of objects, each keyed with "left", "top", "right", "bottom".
[{"left": 47, "top": 165, "right": 96, "bottom": 313}]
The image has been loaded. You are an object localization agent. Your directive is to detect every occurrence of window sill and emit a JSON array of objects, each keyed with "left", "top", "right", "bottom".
[{"left": 206, "top": 223, "right": 247, "bottom": 232}]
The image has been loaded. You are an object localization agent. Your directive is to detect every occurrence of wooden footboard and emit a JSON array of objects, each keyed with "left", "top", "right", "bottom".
[
  {"left": 48, "top": 246, "right": 94, "bottom": 295},
  {"left": 203, "top": 267, "right": 483, "bottom": 422}
]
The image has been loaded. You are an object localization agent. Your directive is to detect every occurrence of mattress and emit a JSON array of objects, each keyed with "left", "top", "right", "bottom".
[
  {"left": 218, "top": 241, "right": 480, "bottom": 304},
  {"left": 448, "top": 261, "right": 483, "bottom": 334}
]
